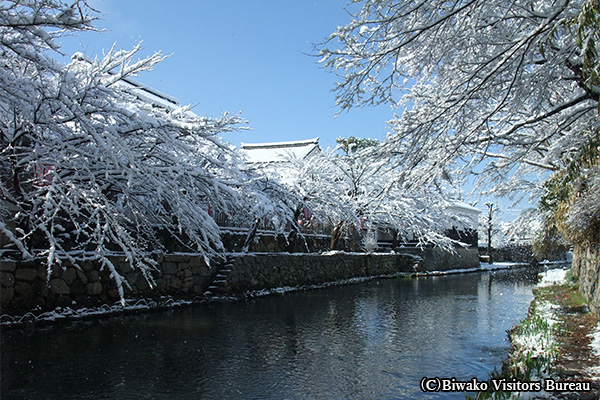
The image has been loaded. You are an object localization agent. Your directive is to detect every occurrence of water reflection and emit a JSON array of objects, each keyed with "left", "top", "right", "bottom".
[{"left": 1, "top": 268, "right": 539, "bottom": 399}]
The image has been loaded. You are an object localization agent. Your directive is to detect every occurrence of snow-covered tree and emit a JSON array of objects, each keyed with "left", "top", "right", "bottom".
[
  {"left": 281, "top": 138, "right": 463, "bottom": 251},
  {"left": 233, "top": 168, "right": 311, "bottom": 252},
  {"left": 0, "top": 0, "right": 249, "bottom": 299},
  {"left": 318, "top": 0, "right": 599, "bottom": 213},
  {"left": 538, "top": 132, "right": 600, "bottom": 247}
]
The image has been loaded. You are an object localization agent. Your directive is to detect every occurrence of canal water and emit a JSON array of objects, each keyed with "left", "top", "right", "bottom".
[{"left": 1, "top": 268, "right": 539, "bottom": 399}]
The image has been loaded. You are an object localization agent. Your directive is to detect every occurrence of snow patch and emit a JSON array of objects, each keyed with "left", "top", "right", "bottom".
[
  {"left": 537, "top": 268, "right": 568, "bottom": 287},
  {"left": 0, "top": 298, "right": 194, "bottom": 326},
  {"left": 588, "top": 323, "right": 600, "bottom": 379}
]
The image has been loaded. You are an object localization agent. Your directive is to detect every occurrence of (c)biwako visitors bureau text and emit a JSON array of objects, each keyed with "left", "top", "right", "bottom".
[{"left": 420, "top": 377, "right": 591, "bottom": 393}]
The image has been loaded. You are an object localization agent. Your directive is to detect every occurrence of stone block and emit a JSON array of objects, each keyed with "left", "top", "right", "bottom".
[
  {"left": 62, "top": 268, "right": 77, "bottom": 284},
  {"left": 170, "top": 276, "right": 182, "bottom": 289},
  {"left": 162, "top": 262, "right": 178, "bottom": 275},
  {"left": 164, "top": 254, "right": 185, "bottom": 263},
  {"left": 37, "top": 266, "right": 49, "bottom": 280},
  {"left": 49, "top": 279, "right": 70, "bottom": 295},
  {"left": 118, "top": 262, "right": 134, "bottom": 273},
  {"left": 0, "top": 261, "right": 16, "bottom": 272},
  {"left": 55, "top": 295, "right": 73, "bottom": 308},
  {"left": 1, "top": 287, "right": 14, "bottom": 303},
  {"left": 87, "top": 282, "right": 103, "bottom": 296},
  {"left": 126, "top": 271, "right": 140, "bottom": 287},
  {"left": 31, "top": 279, "right": 47, "bottom": 295},
  {"left": 197, "top": 266, "right": 213, "bottom": 277},
  {"left": 14, "top": 281, "right": 33, "bottom": 297},
  {"left": 189, "top": 257, "right": 205, "bottom": 268},
  {"left": 155, "top": 278, "right": 167, "bottom": 291},
  {"left": 110, "top": 255, "right": 127, "bottom": 264},
  {"left": 0, "top": 272, "right": 15, "bottom": 288},
  {"left": 15, "top": 268, "right": 38, "bottom": 282},
  {"left": 50, "top": 264, "right": 63, "bottom": 278},
  {"left": 31, "top": 296, "right": 46, "bottom": 309},
  {"left": 81, "top": 260, "right": 95, "bottom": 272},
  {"left": 88, "top": 271, "right": 100, "bottom": 283},
  {"left": 70, "top": 280, "right": 87, "bottom": 296},
  {"left": 76, "top": 269, "right": 88, "bottom": 285},
  {"left": 181, "top": 277, "right": 194, "bottom": 289},
  {"left": 136, "top": 277, "right": 150, "bottom": 291}
]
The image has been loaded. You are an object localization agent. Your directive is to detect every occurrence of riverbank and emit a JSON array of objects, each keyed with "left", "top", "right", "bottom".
[
  {"left": 1, "top": 267, "right": 539, "bottom": 399},
  {"left": 1, "top": 256, "right": 518, "bottom": 328},
  {"left": 471, "top": 267, "right": 600, "bottom": 400},
  {"left": 2, "top": 247, "right": 484, "bottom": 318}
]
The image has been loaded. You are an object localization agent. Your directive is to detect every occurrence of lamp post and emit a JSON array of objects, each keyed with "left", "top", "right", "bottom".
[{"left": 485, "top": 202, "right": 498, "bottom": 264}]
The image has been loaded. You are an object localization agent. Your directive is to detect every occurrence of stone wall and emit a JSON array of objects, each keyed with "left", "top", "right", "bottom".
[
  {"left": 220, "top": 230, "right": 341, "bottom": 253},
  {"left": 223, "top": 252, "right": 421, "bottom": 293},
  {"left": 571, "top": 244, "right": 600, "bottom": 318},
  {"left": 402, "top": 247, "right": 480, "bottom": 271},
  {"left": 0, "top": 247, "right": 479, "bottom": 317},
  {"left": 0, "top": 254, "right": 217, "bottom": 315}
]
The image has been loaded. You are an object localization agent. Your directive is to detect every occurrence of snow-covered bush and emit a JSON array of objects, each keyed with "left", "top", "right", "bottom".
[
  {"left": 565, "top": 165, "right": 600, "bottom": 244},
  {"left": 538, "top": 132, "right": 600, "bottom": 249}
]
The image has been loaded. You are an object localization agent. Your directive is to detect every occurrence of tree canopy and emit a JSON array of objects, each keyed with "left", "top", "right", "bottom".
[
  {"left": 282, "top": 138, "right": 464, "bottom": 251},
  {"left": 318, "top": 0, "right": 600, "bottom": 244},
  {"left": 319, "top": 0, "right": 598, "bottom": 183},
  {"left": 0, "top": 0, "right": 252, "bottom": 298}
]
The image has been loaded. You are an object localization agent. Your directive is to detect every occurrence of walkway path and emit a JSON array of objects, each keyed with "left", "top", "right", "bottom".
[{"left": 535, "top": 269, "right": 599, "bottom": 400}]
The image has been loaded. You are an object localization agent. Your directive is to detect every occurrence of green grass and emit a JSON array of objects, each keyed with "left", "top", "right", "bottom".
[
  {"left": 533, "top": 282, "right": 588, "bottom": 309},
  {"left": 465, "top": 277, "right": 590, "bottom": 400}
]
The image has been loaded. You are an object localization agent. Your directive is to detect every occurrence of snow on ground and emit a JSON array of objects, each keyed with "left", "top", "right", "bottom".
[
  {"left": 536, "top": 267, "right": 568, "bottom": 287},
  {"left": 0, "top": 298, "right": 195, "bottom": 326},
  {"left": 532, "top": 267, "right": 570, "bottom": 326},
  {"left": 536, "top": 267, "right": 600, "bottom": 386},
  {"left": 588, "top": 323, "right": 600, "bottom": 379},
  {"left": 511, "top": 269, "right": 569, "bottom": 371}
]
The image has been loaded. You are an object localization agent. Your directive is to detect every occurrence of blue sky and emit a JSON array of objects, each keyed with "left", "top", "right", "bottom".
[
  {"left": 56, "top": 0, "right": 533, "bottom": 221},
  {"left": 58, "top": 0, "right": 393, "bottom": 150}
]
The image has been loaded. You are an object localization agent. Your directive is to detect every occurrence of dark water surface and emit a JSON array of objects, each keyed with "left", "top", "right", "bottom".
[{"left": 1, "top": 268, "right": 539, "bottom": 399}]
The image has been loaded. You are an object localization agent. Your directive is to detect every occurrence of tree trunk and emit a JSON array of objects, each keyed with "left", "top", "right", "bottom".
[
  {"left": 330, "top": 221, "right": 344, "bottom": 250},
  {"left": 242, "top": 218, "right": 260, "bottom": 253}
]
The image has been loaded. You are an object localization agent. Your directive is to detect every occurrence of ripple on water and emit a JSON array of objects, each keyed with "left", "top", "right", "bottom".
[{"left": 1, "top": 269, "right": 537, "bottom": 400}]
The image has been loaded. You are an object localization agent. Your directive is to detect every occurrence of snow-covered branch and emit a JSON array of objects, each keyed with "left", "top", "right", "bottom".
[
  {"left": 0, "top": 0, "right": 256, "bottom": 301},
  {"left": 318, "top": 0, "right": 599, "bottom": 199}
]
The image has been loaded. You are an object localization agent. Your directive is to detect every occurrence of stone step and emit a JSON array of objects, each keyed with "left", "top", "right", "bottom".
[{"left": 205, "top": 285, "right": 228, "bottom": 295}]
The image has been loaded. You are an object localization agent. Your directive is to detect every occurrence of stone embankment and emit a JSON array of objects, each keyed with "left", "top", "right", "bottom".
[
  {"left": 0, "top": 253, "right": 213, "bottom": 314},
  {"left": 1, "top": 246, "right": 479, "bottom": 320},
  {"left": 572, "top": 244, "right": 600, "bottom": 319},
  {"left": 221, "top": 252, "right": 419, "bottom": 293}
]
